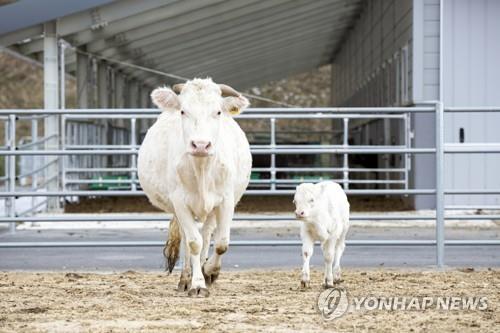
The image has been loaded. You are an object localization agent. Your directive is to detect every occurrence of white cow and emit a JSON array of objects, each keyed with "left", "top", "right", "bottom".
[
  {"left": 293, "top": 181, "right": 350, "bottom": 288},
  {"left": 138, "top": 78, "right": 252, "bottom": 297}
]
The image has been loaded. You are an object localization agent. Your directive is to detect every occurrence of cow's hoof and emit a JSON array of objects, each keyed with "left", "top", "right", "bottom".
[
  {"left": 202, "top": 265, "right": 220, "bottom": 287},
  {"left": 323, "top": 279, "right": 334, "bottom": 289},
  {"left": 333, "top": 268, "right": 342, "bottom": 282},
  {"left": 177, "top": 278, "right": 191, "bottom": 292},
  {"left": 300, "top": 280, "right": 310, "bottom": 289},
  {"left": 188, "top": 287, "right": 210, "bottom": 297}
]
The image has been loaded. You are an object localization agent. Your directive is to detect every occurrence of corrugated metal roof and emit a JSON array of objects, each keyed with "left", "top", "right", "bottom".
[{"left": 0, "top": 0, "right": 363, "bottom": 90}]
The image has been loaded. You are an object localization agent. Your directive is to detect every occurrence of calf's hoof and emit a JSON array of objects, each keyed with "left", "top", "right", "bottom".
[
  {"left": 187, "top": 287, "right": 210, "bottom": 298},
  {"left": 202, "top": 265, "right": 220, "bottom": 287},
  {"left": 300, "top": 280, "right": 310, "bottom": 289}
]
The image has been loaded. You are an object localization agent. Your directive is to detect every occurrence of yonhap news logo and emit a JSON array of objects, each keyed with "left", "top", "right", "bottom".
[{"left": 317, "top": 287, "right": 488, "bottom": 321}]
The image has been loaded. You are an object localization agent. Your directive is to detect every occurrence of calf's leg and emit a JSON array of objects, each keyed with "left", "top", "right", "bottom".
[
  {"left": 321, "top": 238, "right": 336, "bottom": 288},
  {"left": 300, "top": 229, "right": 314, "bottom": 289},
  {"left": 333, "top": 236, "right": 346, "bottom": 282}
]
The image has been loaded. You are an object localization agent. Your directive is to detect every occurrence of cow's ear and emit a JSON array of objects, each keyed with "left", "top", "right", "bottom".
[
  {"left": 222, "top": 95, "right": 250, "bottom": 116},
  {"left": 151, "top": 87, "right": 181, "bottom": 111}
]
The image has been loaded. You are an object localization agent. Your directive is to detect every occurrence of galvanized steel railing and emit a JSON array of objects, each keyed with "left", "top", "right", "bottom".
[{"left": 0, "top": 104, "right": 499, "bottom": 267}]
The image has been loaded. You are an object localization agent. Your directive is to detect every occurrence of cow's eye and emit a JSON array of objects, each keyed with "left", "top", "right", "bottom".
[
  {"left": 217, "top": 111, "right": 222, "bottom": 116},
  {"left": 309, "top": 199, "right": 314, "bottom": 203},
  {"left": 181, "top": 110, "right": 185, "bottom": 115}
]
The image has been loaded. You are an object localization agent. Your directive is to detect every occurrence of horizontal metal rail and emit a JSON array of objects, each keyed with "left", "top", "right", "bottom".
[
  {"left": 64, "top": 166, "right": 407, "bottom": 174},
  {"left": 0, "top": 189, "right": 437, "bottom": 197},
  {"left": 0, "top": 107, "right": 436, "bottom": 115},
  {"left": 0, "top": 239, "right": 498, "bottom": 248},
  {"left": 0, "top": 147, "right": 437, "bottom": 155},
  {"left": 445, "top": 107, "right": 500, "bottom": 112},
  {"left": 1, "top": 213, "right": 499, "bottom": 223}
]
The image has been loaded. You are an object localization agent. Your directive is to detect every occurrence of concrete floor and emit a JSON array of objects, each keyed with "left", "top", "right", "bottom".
[{"left": 0, "top": 226, "right": 498, "bottom": 271}]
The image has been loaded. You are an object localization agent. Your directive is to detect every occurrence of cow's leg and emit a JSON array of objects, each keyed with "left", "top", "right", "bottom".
[
  {"left": 203, "top": 196, "right": 234, "bottom": 286},
  {"left": 172, "top": 195, "right": 209, "bottom": 297},
  {"left": 321, "top": 238, "right": 336, "bottom": 289},
  {"left": 333, "top": 234, "right": 346, "bottom": 282},
  {"left": 177, "top": 230, "right": 192, "bottom": 292},
  {"left": 300, "top": 228, "right": 314, "bottom": 289},
  {"left": 200, "top": 213, "right": 216, "bottom": 264}
]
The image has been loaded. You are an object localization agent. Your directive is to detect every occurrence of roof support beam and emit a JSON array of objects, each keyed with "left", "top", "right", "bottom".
[
  {"left": 0, "top": 25, "right": 43, "bottom": 47},
  {"left": 92, "top": 0, "right": 289, "bottom": 57},
  {"left": 146, "top": 20, "right": 348, "bottom": 80},
  {"left": 139, "top": 21, "right": 344, "bottom": 85},
  {"left": 122, "top": 7, "right": 356, "bottom": 81},
  {"left": 17, "top": 0, "right": 221, "bottom": 55}
]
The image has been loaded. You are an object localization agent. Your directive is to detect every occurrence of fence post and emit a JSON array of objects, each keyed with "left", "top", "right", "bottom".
[
  {"left": 342, "top": 118, "right": 349, "bottom": 189},
  {"left": 435, "top": 101, "right": 445, "bottom": 267},
  {"left": 8, "top": 115, "right": 16, "bottom": 233},
  {"left": 130, "top": 118, "right": 137, "bottom": 191},
  {"left": 270, "top": 118, "right": 276, "bottom": 191}
]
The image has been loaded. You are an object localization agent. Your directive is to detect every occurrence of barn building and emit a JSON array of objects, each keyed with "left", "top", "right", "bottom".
[{"left": 0, "top": 0, "right": 499, "bottom": 210}]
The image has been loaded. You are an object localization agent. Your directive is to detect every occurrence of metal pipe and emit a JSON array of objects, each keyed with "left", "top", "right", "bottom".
[
  {"left": 0, "top": 107, "right": 436, "bottom": 115},
  {"left": 270, "top": 118, "right": 276, "bottom": 191},
  {"left": 342, "top": 117, "right": 349, "bottom": 189},
  {"left": 7, "top": 115, "right": 16, "bottom": 233},
  {"left": 130, "top": 118, "right": 137, "bottom": 191},
  {"left": 1, "top": 213, "right": 500, "bottom": 223},
  {"left": 435, "top": 102, "right": 445, "bottom": 267},
  {"left": 30, "top": 113, "right": 38, "bottom": 216},
  {"left": 0, "top": 189, "right": 437, "bottom": 197},
  {"left": 0, "top": 147, "right": 437, "bottom": 156},
  {"left": 0, "top": 239, "right": 498, "bottom": 248}
]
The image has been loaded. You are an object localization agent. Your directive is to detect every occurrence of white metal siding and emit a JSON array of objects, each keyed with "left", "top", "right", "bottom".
[{"left": 443, "top": 0, "right": 500, "bottom": 206}]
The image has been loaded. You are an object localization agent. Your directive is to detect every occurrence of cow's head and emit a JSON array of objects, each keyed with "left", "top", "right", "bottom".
[
  {"left": 151, "top": 78, "right": 249, "bottom": 157},
  {"left": 293, "top": 183, "right": 320, "bottom": 220}
]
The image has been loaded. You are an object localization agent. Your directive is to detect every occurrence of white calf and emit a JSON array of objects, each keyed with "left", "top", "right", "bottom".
[{"left": 293, "top": 181, "right": 350, "bottom": 288}]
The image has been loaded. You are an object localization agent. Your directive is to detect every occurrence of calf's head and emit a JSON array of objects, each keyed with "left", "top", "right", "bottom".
[
  {"left": 151, "top": 78, "right": 249, "bottom": 157},
  {"left": 293, "top": 183, "right": 320, "bottom": 219}
]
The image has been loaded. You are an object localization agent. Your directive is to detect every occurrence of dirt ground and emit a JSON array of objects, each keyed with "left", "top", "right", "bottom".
[
  {"left": 64, "top": 195, "right": 414, "bottom": 213},
  {"left": 0, "top": 269, "right": 497, "bottom": 333}
]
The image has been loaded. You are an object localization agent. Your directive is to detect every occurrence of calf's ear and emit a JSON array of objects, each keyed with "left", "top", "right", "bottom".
[
  {"left": 151, "top": 87, "right": 181, "bottom": 111},
  {"left": 222, "top": 95, "right": 250, "bottom": 116}
]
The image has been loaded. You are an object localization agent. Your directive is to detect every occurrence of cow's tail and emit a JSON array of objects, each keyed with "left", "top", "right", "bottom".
[{"left": 163, "top": 215, "right": 181, "bottom": 274}]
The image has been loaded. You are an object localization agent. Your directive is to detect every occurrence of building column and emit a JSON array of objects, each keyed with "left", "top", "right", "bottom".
[
  {"left": 43, "top": 21, "right": 60, "bottom": 210},
  {"left": 97, "top": 61, "right": 109, "bottom": 108},
  {"left": 76, "top": 50, "right": 90, "bottom": 108},
  {"left": 128, "top": 80, "right": 139, "bottom": 108},
  {"left": 114, "top": 72, "right": 125, "bottom": 109}
]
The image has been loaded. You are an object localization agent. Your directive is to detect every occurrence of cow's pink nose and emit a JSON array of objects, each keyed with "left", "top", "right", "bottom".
[
  {"left": 191, "top": 140, "right": 211, "bottom": 151},
  {"left": 295, "top": 211, "right": 305, "bottom": 217}
]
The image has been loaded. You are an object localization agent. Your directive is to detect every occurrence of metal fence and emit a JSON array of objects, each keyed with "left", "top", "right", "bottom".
[{"left": 0, "top": 104, "right": 499, "bottom": 267}]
